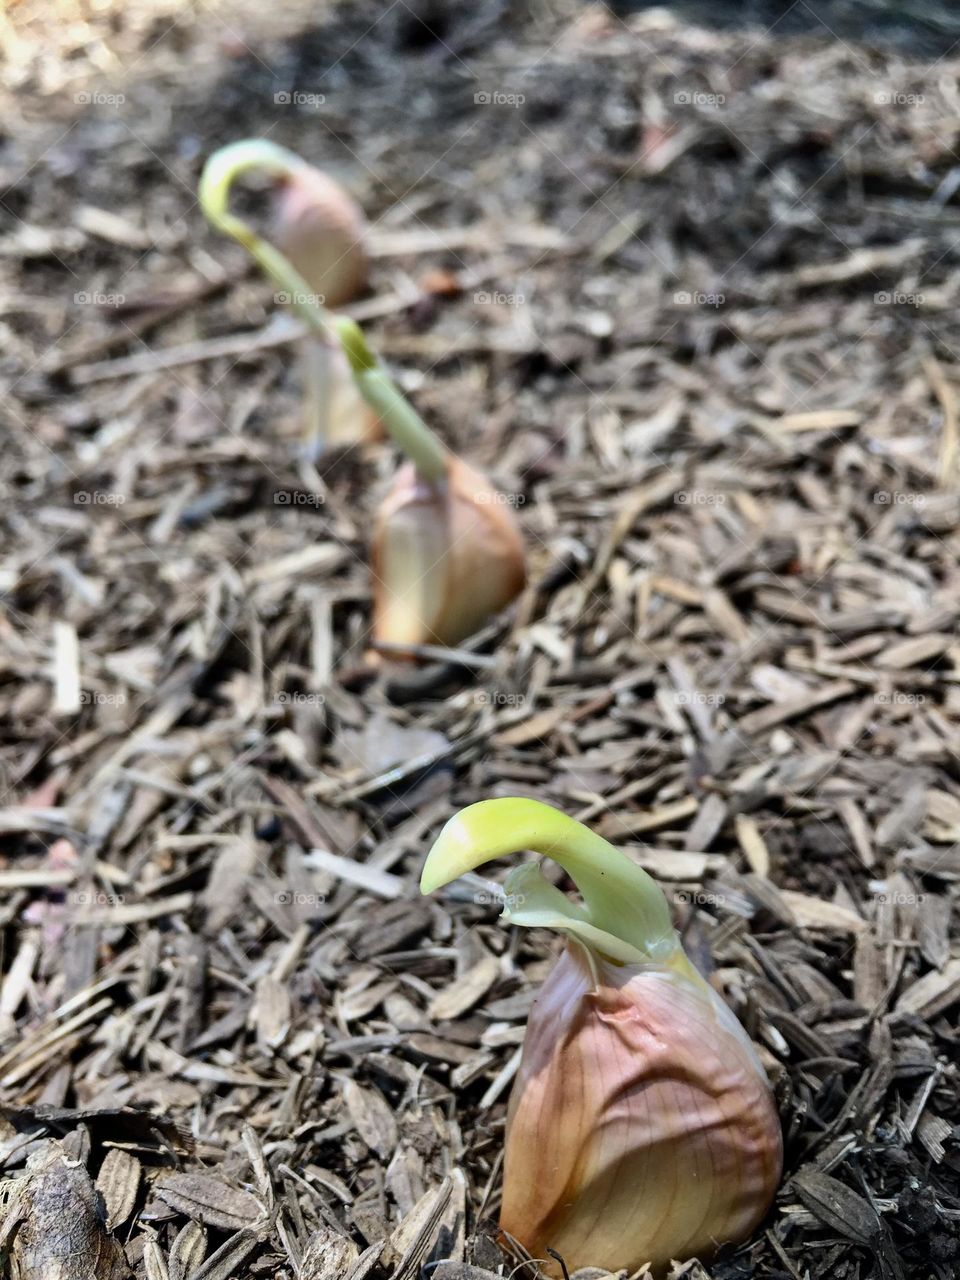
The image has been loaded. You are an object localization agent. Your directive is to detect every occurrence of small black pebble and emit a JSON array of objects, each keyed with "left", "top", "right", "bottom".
[{"left": 256, "top": 815, "right": 282, "bottom": 841}]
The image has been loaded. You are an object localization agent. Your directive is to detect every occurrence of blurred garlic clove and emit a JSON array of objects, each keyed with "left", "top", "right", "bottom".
[
  {"left": 300, "top": 337, "right": 383, "bottom": 456},
  {"left": 420, "top": 798, "right": 783, "bottom": 1277},
  {"left": 271, "top": 164, "right": 367, "bottom": 309},
  {"left": 371, "top": 455, "right": 525, "bottom": 650}
]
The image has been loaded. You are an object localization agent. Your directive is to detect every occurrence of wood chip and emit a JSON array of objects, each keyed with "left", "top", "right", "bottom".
[
  {"left": 735, "top": 814, "right": 770, "bottom": 877},
  {"left": 779, "top": 891, "right": 867, "bottom": 934},
  {"left": 737, "top": 681, "right": 857, "bottom": 735},
  {"left": 429, "top": 952, "right": 500, "bottom": 1021},
  {"left": 876, "top": 634, "right": 952, "bottom": 670},
  {"left": 895, "top": 957, "right": 960, "bottom": 1019}
]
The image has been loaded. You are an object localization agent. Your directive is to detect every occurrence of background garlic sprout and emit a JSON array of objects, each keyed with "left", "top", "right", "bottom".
[
  {"left": 199, "top": 139, "right": 379, "bottom": 454},
  {"left": 200, "top": 142, "right": 526, "bottom": 656}
]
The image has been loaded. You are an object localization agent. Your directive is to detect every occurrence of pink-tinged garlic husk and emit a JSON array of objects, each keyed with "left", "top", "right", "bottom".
[
  {"left": 503, "top": 942, "right": 782, "bottom": 1276},
  {"left": 271, "top": 164, "right": 368, "bottom": 309},
  {"left": 419, "top": 799, "right": 783, "bottom": 1278},
  {"left": 271, "top": 165, "right": 380, "bottom": 453},
  {"left": 371, "top": 455, "right": 526, "bottom": 650}
]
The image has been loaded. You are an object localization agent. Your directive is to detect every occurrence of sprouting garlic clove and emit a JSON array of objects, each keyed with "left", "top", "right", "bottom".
[
  {"left": 502, "top": 942, "right": 782, "bottom": 1276},
  {"left": 271, "top": 164, "right": 368, "bottom": 309},
  {"left": 371, "top": 455, "right": 525, "bottom": 651},
  {"left": 419, "top": 798, "right": 783, "bottom": 1277}
]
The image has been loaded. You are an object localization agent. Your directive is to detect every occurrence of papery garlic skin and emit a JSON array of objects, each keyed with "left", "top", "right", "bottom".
[
  {"left": 272, "top": 166, "right": 367, "bottom": 309},
  {"left": 502, "top": 942, "right": 783, "bottom": 1276},
  {"left": 372, "top": 457, "right": 526, "bottom": 649},
  {"left": 300, "top": 338, "right": 382, "bottom": 451}
]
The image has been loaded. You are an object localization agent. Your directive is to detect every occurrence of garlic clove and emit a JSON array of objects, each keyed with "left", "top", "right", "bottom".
[
  {"left": 420, "top": 798, "right": 783, "bottom": 1276},
  {"left": 503, "top": 941, "right": 782, "bottom": 1276},
  {"left": 271, "top": 164, "right": 367, "bottom": 309},
  {"left": 371, "top": 455, "right": 525, "bottom": 650}
]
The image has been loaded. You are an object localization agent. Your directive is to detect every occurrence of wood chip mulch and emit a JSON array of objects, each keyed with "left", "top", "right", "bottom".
[{"left": 1, "top": 1, "right": 959, "bottom": 1277}]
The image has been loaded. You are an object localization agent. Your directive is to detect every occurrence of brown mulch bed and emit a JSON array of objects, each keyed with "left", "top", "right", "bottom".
[{"left": 1, "top": 1, "right": 960, "bottom": 1277}]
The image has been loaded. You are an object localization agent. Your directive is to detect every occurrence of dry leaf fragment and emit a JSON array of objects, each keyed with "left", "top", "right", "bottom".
[
  {"left": 96, "top": 1147, "right": 141, "bottom": 1231},
  {"left": 203, "top": 840, "right": 258, "bottom": 933},
  {"left": 876, "top": 633, "right": 952, "bottom": 670},
  {"left": 792, "top": 1169, "right": 879, "bottom": 1246},
  {"left": 182, "top": 1227, "right": 265, "bottom": 1280},
  {"left": 341, "top": 1078, "right": 398, "bottom": 1159},
  {"left": 491, "top": 707, "right": 566, "bottom": 748},
  {"left": 154, "top": 1173, "right": 265, "bottom": 1231},
  {"left": 5, "top": 1139, "right": 132, "bottom": 1280},
  {"left": 142, "top": 1241, "right": 170, "bottom": 1280},
  {"left": 388, "top": 1178, "right": 455, "bottom": 1280},
  {"left": 779, "top": 890, "right": 867, "bottom": 934},
  {"left": 385, "top": 1144, "right": 427, "bottom": 1217},
  {"left": 168, "top": 1220, "right": 207, "bottom": 1280}
]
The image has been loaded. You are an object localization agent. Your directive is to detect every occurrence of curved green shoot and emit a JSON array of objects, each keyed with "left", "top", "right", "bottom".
[{"left": 421, "top": 798, "right": 696, "bottom": 969}]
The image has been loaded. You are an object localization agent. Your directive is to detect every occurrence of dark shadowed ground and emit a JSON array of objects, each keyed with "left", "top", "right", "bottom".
[{"left": 616, "top": 0, "right": 960, "bottom": 58}]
